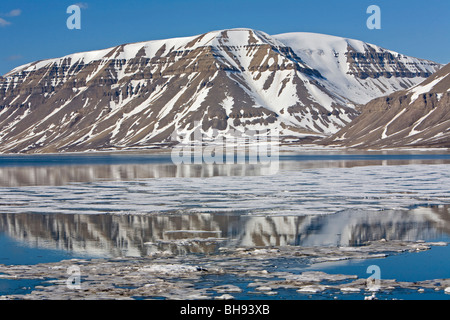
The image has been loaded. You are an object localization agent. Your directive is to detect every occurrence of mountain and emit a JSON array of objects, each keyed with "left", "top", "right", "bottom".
[
  {"left": 325, "top": 63, "right": 450, "bottom": 149},
  {"left": 0, "top": 28, "right": 441, "bottom": 153},
  {"left": 273, "top": 32, "right": 440, "bottom": 105}
]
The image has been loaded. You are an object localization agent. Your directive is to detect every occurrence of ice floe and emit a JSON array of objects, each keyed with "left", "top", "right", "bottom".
[{"left": 0, "top": 239, "right": 448, "bottom": 300}]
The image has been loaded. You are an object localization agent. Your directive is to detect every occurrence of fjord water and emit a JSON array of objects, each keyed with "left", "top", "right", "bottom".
[
  {"left": 1, "top": 151, "right": 450, "bottom": 186},
  {"left": 0, "top": 151, "right": 449, "bottom": 299}
]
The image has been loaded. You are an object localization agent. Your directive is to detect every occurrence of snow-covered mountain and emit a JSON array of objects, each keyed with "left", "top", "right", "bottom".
[
  {"left": 274, "top": 32, "right": 440, "bottom": 105},
  {"left": 0, "top": 28, "right": 441, "bottom": 153},
  {"left": 326, "top": 63, "right": 450, "bottom": 149}
]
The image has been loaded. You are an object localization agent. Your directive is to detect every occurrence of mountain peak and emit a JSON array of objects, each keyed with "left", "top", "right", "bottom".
[
  {"left": 182, "top": 28, "right": 282, "bottom": 49},
  {"left": 0, "top": 29, "right": 443, "bottom": 153}
]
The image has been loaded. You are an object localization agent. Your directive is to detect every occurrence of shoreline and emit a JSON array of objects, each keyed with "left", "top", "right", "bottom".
[{"left": 0, "top": 143, "right": 449, "bottom": 157}]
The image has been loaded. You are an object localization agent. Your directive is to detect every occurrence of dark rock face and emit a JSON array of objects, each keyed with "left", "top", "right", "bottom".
[
  {"left": 0, "top": 29, "right": 442, "bottom": 153},
  {"left": 325, "top": 63, "right": 450, "bottom": 149},
  {"left": 346, "top": 45, "right": 435, "bottom": 81}
]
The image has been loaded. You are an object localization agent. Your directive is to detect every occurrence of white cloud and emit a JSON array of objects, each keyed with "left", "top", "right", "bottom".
[
  {"left": 0, "top": 8, "right": 21, "bottom": 25},
  {"left": 6, "top": 9, "right": 21, "bottom": 17},
  {"left": 0, "top": 18, "right": 11, "bottom": 27}
]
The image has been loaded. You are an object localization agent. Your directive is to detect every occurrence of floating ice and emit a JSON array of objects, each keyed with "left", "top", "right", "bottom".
[{"left": 1, "top": 164, "right": 448, "bottom": 216}]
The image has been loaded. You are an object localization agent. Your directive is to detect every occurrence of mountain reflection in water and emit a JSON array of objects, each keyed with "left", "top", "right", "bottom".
[
  {"left": 1, "top": 157, "right": 449, "bottom": 187},
  {"left": 0, "top": 154, "right": 449, "bottom": 262},
  {"left": 0, "top": 205, "right": 448, "bottom": 257}
]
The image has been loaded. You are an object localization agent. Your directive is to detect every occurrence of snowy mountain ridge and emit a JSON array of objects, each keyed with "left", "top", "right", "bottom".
[{"left": 0, "top": 28, "right": 442, "bottom": 153}]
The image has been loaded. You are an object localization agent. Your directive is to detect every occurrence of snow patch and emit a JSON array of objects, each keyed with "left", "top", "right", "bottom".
[{"left": 409, "top": 75, "right": 446, "bottom": 103}]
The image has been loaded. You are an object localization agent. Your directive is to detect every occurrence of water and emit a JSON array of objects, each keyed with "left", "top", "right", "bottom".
[
  {"left": 308, "top": 240, "right": 450, "bottom": 282},
  {"left": 1, "top": 151, "right": 450, "bottom": 187},
  {"left": 0, "top": 151, "right": 449, "bottom": 299}
]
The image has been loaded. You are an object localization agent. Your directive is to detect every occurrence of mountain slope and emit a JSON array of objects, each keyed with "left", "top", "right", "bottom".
[
  {"left": 0, "top": 28, "right": 442, "bottom": 153},
  {"left": 325, "top": 63, "right": 450, "bottom": 149},
  {"left": 274, "top": 32, "right": 439, "bottom": 105}
]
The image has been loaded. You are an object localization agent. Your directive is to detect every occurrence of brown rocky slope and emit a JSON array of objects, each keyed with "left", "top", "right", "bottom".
[{"left": 324, "top": 63, "right": 450, "bottom": 149}]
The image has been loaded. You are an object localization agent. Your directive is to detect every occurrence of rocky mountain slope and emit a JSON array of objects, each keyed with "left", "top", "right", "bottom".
[
  {"left": 325, "top": 63, "right": 450, "bottom": 149},
  {"left": 0, "top": 28, "right": 441, "bottom": 153}
]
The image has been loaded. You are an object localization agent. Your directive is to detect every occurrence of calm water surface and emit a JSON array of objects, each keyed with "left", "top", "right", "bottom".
[{"left": 0, "top": 151, "right": 449, "bottom": 299}]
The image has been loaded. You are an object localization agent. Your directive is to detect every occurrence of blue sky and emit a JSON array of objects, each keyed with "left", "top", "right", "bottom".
[{"left": 1, "top": 0, "right": 449, "bottom": 75}]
